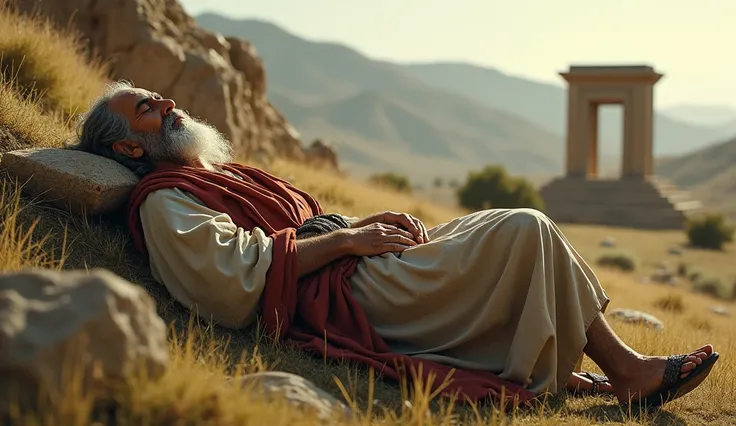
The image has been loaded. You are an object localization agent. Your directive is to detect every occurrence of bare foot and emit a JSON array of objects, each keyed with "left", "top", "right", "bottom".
[
  {"left": 608, "top": 344, "right": 715, "bottom": 405},
  {"left": 567, "top": 372, "right": 614, "bottom": 394}
]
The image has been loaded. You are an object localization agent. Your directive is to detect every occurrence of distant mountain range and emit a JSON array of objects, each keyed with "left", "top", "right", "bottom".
[
  {"left": 660, "top": 104, "right": 736, "bottom": 128},
  {"left": 196, "top": 13, "right": 736, "bottom": 216}
]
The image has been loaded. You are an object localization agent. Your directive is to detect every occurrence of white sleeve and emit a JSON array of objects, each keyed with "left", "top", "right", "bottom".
[{"left": 139, "top": 187, "right": 273, "bottom": 329}]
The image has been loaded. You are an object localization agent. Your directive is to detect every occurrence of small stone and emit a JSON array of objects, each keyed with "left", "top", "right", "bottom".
[
  {"left": 650, "top": 269, "right": 678, "bottom": 286},
  {"left": 600, "top": 237, "right": 616, "bottom": 248},
  {"left": 668, "top": 246, "right": 683, "bottom": 255},
  {"left": 608, "top": 308, "right": 664, "bottom": 331},
  {"left": 236, "top": 371, "right": 352, "bottom": 421},
  {"left": 710, "top": 306, "right": 731, "bottom": 317}
]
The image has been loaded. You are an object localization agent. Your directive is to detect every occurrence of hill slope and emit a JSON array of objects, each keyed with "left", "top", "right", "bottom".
[
  {"left": 656, "top": 137, "right": 736, "bottom": 218},
  {"left": 195, "top": 14, "right": 564, "bottom": 184},
  {"left": 660, "top": 104, "right": 736, "bottom": 128},
  {"left": 401, "top": 62, "right": 726, "bottom": 157}
]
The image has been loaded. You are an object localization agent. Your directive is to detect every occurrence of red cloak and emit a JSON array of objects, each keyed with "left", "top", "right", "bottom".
[{"left": 127, "top": 162, "right": 536, "bottom": 405}]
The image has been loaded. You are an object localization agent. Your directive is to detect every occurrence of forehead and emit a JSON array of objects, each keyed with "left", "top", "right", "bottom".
[{"left": 107, "top": 88, "right": 152, "bottom": 116}]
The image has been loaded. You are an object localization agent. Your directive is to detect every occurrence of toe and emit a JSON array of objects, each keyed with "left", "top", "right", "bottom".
[
  {"left": 680, "top": 361, "right": 698, "bottom": 378},
  {"left": 690, "top": 345, "right": 714, "bottom": 357},
  {"left": 681, "top": 361, "right": 697, "bottom": 373},
  {"left": 688, "top": 354, "right": 703, "bottom": 365}
]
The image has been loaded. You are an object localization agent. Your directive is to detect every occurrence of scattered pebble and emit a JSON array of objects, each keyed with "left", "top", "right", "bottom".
[
  {"left": 600, "top": 237, "right": 616, "bottom": 248},
  {"left": 668, "top": 246, "right": 683, "bottom": 255},
  {"left": 710, "top": 306, "right": 731, "bottom": 317}
]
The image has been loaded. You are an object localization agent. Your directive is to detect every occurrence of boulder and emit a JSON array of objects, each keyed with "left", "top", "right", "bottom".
[
  {"left": 0, "top": 268, "right": 168, "bottom": 408},
  {"left": 234, "top": 372, "right": 352, "bottom": 421},
  {"left": 10, "top": 0, "right": 336, "bottom": 169},
  {"left": 0, "top": 148, "right": 139, "bottom": 215},
  {"left": 608, "top": 308, "right": 664, "bottom": 331}
]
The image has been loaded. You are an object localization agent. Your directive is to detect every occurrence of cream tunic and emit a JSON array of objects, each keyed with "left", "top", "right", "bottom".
[{"left": 139, "top": 188, "right": 609, "bottom": 394}]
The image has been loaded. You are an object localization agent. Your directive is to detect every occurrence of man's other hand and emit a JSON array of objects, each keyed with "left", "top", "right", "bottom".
[
  {"left": 342, "top": 223, "right": 418, "bottom": 257},
  {"left": 351, "top": 211, "right": 429, "bottom": 244}
]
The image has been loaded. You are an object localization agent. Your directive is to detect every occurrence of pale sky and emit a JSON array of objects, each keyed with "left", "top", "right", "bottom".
[{"left": 180, "top": 0, "right": 736, "bottom": 110}]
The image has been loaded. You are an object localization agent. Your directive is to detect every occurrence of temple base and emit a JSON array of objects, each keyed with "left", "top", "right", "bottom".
[{"left": 539, "top": 176, "right": 701, "bottom": 230}]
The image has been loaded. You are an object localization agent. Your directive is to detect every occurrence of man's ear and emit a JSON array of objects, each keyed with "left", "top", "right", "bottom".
[{"left": 111, "top": 140, "right": 145, "bottom": 159}]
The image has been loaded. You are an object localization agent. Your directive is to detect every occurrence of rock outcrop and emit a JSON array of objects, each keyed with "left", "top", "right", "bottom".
[
  {"left": 0, "top": 268, "right": 169, "bottom": 408},
  {"left": 0, "top": 147, "right": 139, "bottom": 215},
  {"left": 304, "top": 139, "right": 339, "bottom": 170},
  {"left": 11, "top": 0, "right": 330, "bottom": 167}
]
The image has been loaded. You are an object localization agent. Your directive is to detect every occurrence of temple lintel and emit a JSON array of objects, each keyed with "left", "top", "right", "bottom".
[{"left": 560, "top": 64, "right": 663, "bottom": 84}]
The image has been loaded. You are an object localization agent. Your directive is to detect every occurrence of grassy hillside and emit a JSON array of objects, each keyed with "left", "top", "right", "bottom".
[
  {"left": 2, "top": 5, "right": 736, "bottom": 425},
  {"left": 194, "top": 14, "right": 565, "bottom": 186},
  {"left": 400, "top": 62, "right": 727, "bottom": 157},
  {"left": 656, "top": 137, "right": 736, "bottom": 219}
]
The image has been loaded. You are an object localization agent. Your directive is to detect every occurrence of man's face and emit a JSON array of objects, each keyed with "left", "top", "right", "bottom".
[{"left": 107, "top": 87, "right": 232, "bottom": 167}]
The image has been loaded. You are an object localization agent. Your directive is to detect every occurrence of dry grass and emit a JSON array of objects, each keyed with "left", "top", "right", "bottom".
[
  {"left": 3, "top": 174, "right": 736, "bottom": 425},
  {"left": 266, "top": 158, "right": 466, "bottom": 228},
  {"left": 0, "top": 3, "right": 108, "bottom": 117},
  {"left": 0, "top": 2, "right": 108, "bottom": 152},
  {"left": 1, "top": 4, "right": 736, "bottom": 426}
]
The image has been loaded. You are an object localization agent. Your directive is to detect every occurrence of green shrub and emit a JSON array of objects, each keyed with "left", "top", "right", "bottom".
[
  {"left": 692, "top": 275, "right": 726, "bottom": 299},
  {"left": 368, "top": 172, "right": 412, "bottom": 193},
  {"left": 456, "top": 165, "right": 544, "bottom": 211},
  {"left": 686, "top": 213, "right": 735, "bottom": 250},
  {"left": 595, "top": 251, "right": 637, "bottom": 272}
]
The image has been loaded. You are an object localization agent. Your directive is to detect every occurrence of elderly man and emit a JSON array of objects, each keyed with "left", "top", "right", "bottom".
[{"left": 70, "top": 81, "right": 717, "bottom": 408}]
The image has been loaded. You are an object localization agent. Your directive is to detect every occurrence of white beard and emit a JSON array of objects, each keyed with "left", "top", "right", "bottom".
[{"left": 135, "top": 110, "right": 233, "bottom": 168}]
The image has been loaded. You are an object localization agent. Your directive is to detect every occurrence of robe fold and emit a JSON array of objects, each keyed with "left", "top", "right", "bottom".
[{"left": 127, "top": 162, "right": 535, "bottom": 405}]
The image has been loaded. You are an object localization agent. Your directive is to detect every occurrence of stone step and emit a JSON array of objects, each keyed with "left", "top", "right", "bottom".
[{"left": 538, "top": 176, "right": 699, "bottom": 230}]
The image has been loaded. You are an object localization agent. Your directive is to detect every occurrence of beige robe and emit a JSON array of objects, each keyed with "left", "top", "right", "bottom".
[{"left": 139, "top": 188, "right": 609, "bottom": 394}]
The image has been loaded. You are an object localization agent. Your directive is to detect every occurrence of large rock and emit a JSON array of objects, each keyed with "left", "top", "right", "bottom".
[
  {"left": 10, "top": 0, "right": 332, "bottom": 168},
  {"left": 234, "top": 372, "right": 352, "bottom": 421},
  {"left": 0, "top": 147, "right": 139, "bottom": 215},
  {"left": 305, "top": 139, "right": 339, "bottom": 170},
  {"left": 0, "top": 268, "right": 168, "bottom": 408}
]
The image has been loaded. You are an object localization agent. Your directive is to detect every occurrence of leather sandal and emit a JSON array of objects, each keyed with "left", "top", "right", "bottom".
[
  {"left": 569, "top": 371, "right": 613, "bottom": 396},
  {"left": 629, "top": 352, "right": 719, "bottom": 409}
]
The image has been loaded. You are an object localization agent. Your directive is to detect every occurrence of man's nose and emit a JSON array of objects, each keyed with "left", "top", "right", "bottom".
[{"left": 158, "top": 98, "right": 176, "bottom": 116}]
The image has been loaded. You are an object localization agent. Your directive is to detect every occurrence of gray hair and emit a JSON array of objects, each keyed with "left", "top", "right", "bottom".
[{"left": 67, "top": 80, "right": 157, "bottom": 177}]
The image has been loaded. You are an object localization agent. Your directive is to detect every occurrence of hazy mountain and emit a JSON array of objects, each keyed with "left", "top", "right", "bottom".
[
  {"left": 400, "top": 62, "right": 725, "bottom": 157},
  {"left": 195, "top": 13, "right": 728, "bottom": 191},
  {"left": 195, "top": 14, "right": 565, "bottom": 184},
  {"left": 660, "top": 104, "right": 736, "bottom": 128}
]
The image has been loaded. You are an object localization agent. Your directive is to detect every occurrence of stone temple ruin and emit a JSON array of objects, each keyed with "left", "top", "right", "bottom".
[{"left": 539, "top": 65, "right": 701, "bottom": 230}]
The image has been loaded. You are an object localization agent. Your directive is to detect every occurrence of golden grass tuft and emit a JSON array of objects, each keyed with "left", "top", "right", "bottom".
[
  {"left": 0, "top": 3, "right": 109, "bottom": 152},
  {"left": 0, "top": 3, "right": 109, "bottom": 118},
  {"left": 0, "top": 177, "right": 64, "bottom": 271},
  {"left": 652, "top": 293, "right": 685, "bottom": 314}
]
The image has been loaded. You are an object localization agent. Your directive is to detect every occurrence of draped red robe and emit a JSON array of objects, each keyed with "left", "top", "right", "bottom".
[{"left": 127, "top": 162, "right": 536, "bottom": 406}]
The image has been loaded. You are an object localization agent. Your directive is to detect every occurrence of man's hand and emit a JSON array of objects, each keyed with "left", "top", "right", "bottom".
[
  {"left": 351, "top": 211, "right": 429, "bottom": 244},
  {"left": 294, "top": 224, "right": 417, "bottom": 277},
  {"left": 343, "top": 223, "right": 417, "bottom": 256}
]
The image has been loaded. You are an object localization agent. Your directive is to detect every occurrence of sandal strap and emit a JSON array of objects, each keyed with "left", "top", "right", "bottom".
[
  {"left": 663, "top": 354, "right": 688, "bottom": 387},
  {"left": 581, "top": 371, "right": 609, "bottom": 384}
]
